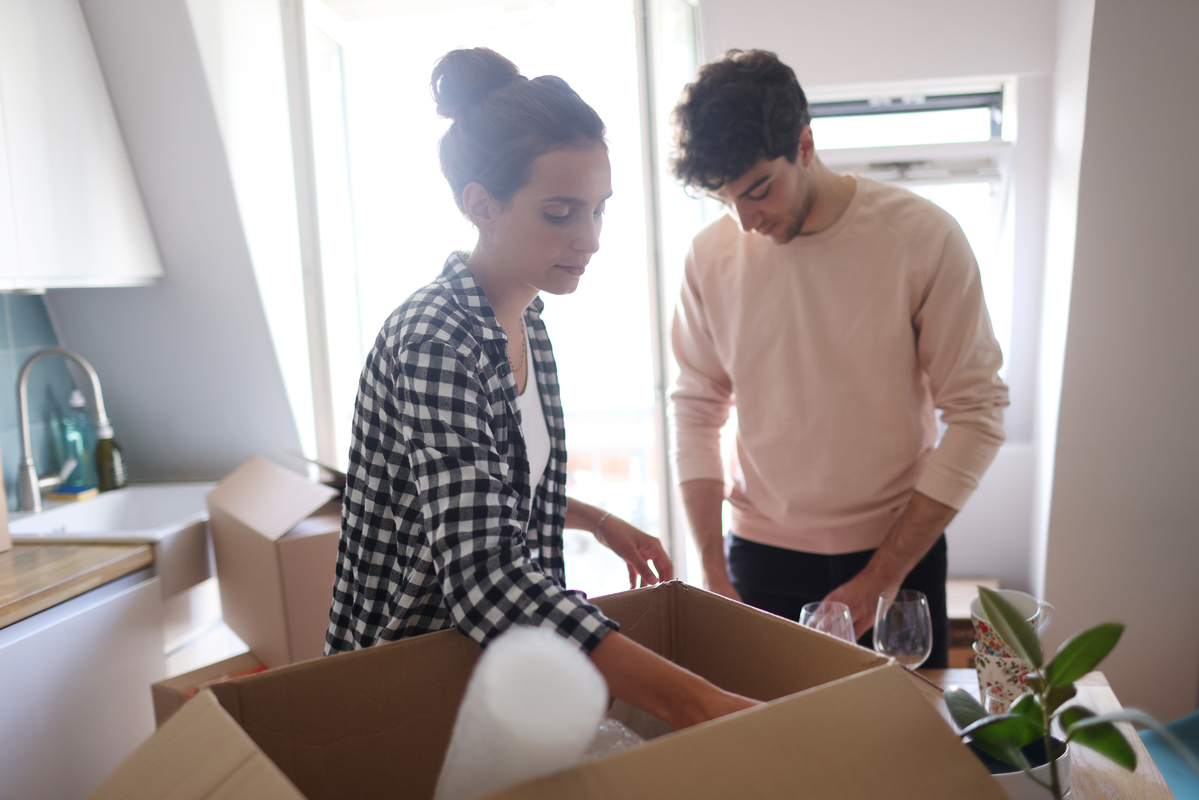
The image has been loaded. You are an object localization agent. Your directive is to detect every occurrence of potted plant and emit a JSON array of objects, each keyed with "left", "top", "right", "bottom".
[{"left": 945, "top": 587, "right": 1199, "bottom": 800}]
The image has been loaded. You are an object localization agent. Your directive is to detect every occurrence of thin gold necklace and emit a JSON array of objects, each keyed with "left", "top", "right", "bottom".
[{"left": 509, "top": 316, "right": 527, "bottom": 379}]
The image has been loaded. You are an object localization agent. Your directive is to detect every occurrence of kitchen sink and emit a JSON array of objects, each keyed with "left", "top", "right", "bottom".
[
  {"left": 9, "top": 482, "right": 218, "bottom": 597},
  {"left": 9, "top": 483, "right": 215, "bottom": 541}
]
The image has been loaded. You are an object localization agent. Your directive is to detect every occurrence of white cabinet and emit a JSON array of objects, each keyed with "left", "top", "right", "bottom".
[
  {"left": 0, "top": 0, "right": 162, "bottom": 289},
  {"left": 0, "top": 569, "right": 164, "bottom": 799}
]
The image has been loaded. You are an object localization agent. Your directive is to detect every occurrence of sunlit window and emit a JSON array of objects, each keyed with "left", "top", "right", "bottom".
[{"left": 813, "top": 107, "right": 996, "bottom": 149}]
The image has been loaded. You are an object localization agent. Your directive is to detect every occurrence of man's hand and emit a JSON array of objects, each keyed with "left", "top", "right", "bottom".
[
  {"left": 595, "top": 514, "right": 674, "bottom": 589},
  {"left": 702, "top": 568, "right": 743, "bottom": 602},
  {"left": 823, "top": 566, "right": 899, "bottom": 640},
  {"left": 824, "top": 491, "right": 957, "bottom": 639}
]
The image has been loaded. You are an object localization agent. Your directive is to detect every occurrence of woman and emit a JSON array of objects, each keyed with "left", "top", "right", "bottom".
[{"left": 326, "top": 48, "right": 755, "bottom": 728}]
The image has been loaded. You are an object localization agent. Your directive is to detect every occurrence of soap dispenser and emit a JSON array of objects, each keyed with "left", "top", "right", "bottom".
[{"left": 60, "top": 390, "right": 99, "bottom": 490}]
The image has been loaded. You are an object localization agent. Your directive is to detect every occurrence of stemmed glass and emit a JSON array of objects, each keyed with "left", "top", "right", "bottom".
[
  {"left": 873, "top": 589, "right": 933, "bottom": 668},
  {"left": 799, "top": 601, "right": 856, "bottom": 643}
]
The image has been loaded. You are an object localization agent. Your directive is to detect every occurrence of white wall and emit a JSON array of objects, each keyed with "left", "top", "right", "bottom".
[
  {"left": 45, "top": 0, "right": 304, "bottom": 481},
  {"left": 695, "top": 0, "right": 1058, "bottom": 590},
  {"left": 1041, "top": 0, "right": 1199, "bottom": 721},
  {"left": 183, "top": 0, "right": 317, "bottom": 460},
  {"left": 696, "top": 0, "right": 1056, "bottom": 85},
  {"left": 1032, "top": 0, "right": 1094, "bottom": 599}
]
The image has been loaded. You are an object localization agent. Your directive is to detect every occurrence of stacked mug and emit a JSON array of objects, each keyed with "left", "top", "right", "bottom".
[{"left": 971, "top": 590, "right": 1054, "bottom": 713}]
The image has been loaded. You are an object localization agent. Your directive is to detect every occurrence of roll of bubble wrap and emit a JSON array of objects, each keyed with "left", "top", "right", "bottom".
[{"left": 432, "top": 626, "right": 609, "bottom": 800}]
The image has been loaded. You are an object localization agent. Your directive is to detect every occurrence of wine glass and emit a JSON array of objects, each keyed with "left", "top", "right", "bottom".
[
  {"left": 984, "top": 683, "right": 1011, "bottom": 715},
  {"left": 799, "top": 601, "right": 856, "bottom": 643},
  {"left": 873, "top": 589, "right": 933, "bottom": 668}
]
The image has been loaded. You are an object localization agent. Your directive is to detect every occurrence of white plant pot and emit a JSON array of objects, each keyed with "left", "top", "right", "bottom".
[{"left": 991, "top": 742, "right": 1072, "bottom": 800}]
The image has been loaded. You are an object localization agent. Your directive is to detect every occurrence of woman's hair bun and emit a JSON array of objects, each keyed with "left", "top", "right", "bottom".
[
  {"left": 432, "top": 47, "right": 605, "bottom": 213},
  {"left": 431, "top": 48, "right": 522, "bottom": 120}
]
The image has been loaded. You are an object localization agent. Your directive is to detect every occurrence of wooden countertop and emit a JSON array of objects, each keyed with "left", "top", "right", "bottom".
[{"left": 0, "top": 542, "right": 155, "bottom": 629}]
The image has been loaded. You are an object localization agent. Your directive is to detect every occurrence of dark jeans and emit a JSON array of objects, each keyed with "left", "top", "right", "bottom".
[{"left": 726, "top": 533, "right": 949, "bottom": 669}]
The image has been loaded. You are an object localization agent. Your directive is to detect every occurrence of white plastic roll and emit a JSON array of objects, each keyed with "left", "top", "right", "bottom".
[{"left": 432, "top": 626, "right": 609, "bottom": 800}]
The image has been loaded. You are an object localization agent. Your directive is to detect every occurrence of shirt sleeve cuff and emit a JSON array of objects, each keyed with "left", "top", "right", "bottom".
[
  {"left": 915, "top": 424, "right": 1005, "bottom": 510},
  {"left": 523, "top": 592, "right": 620, "bottom": 654}
]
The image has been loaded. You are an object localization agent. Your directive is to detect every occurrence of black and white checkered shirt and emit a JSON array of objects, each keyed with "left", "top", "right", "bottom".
[{"left": 326, "top": 252, "right": 617, "bottom": 655}]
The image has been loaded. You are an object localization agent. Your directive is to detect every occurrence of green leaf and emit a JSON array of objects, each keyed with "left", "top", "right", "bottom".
[
  {"left": 1008, "top": 692, "right": 1046, "bottom": 734},
  {"left": 1075, "top": 721, "right": 1137, "bottom": 770},
  {"left": 1044, "top": 684, "right": 1077, "bottom": 714},
  {"left": 1072, "top": 708, "right": 1199, "bottom": 779},
  {"left": 1023, "top": 671, "right": 1046, "bottom": 693},
  {"left": 1057, "top": 704, "right": 1096, "bottom": 728},
  {"left": 1061, "top": 707, "right": 1136, "bottom": 771},
  {"left": 945, "top": 687, "right": 988, "bottom": 732},
  {"left": 1044, "top": 623, "right": 1124, "bottom": 687},
  {"left": 963, "top": 713, "right": 1043, "bottom": 747},
  {"left": 979, "top": 587, "right": 1044, "bottom": 668}
]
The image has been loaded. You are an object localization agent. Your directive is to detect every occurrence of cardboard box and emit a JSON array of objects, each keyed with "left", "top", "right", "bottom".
[
  {"left": 206, "top": 456, "right": 341, "bottom": 668},
  {"left": 151, "top": 652, "right": 267, "bottom": 728},
  {"left": 91, "top": 582, "right": 1007, "bottom": 800}
]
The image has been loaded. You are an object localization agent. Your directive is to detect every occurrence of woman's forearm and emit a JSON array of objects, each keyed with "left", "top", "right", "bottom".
[
  {"left": 588, "top": 630, "right": 759, "bottom": 730},
  {"left": 564, "top": 496, "right": 604, "bottom": 533}
]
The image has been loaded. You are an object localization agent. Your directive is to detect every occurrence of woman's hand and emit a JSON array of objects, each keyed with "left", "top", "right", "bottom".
[
  {"left": 596, "top": 514, "right": 674, "bottom": 589},
  {"left": 565, "top": 497, "right": 674, "bottom": 589}
]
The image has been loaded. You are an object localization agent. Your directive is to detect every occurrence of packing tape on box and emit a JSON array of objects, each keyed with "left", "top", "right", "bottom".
[{"left": 433, "top": 626, "right": 608, "bottom": 800}]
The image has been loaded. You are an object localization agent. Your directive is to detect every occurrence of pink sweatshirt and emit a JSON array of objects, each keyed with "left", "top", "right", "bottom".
[{"left": 671, "top": 177, "right": 1009, "bottom": 555}]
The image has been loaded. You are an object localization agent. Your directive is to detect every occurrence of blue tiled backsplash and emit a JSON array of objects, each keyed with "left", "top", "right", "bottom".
[{"left": 0, "top": 293, "right": 79, "bottom": 510}]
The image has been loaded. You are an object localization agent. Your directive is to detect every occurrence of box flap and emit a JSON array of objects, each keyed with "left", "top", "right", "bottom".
[
  {"left": 207, "top": 457, "right": 337, "bottom": 541},
  {"left": 593, "top": 583, "right": 673, "bottom": 655},
  {"left": 482, "top": 664, "right": 1007, "bottom": 800},
  {"left": 210, "top": 629, "right": 481, "bottom": 800},
  {"left": 89, "top": 690, "right": 305, "bottom": 800},
  {"left": 283, "top": 510, "right": 341, "bottom": 540},
  {"left": 672, "top": 582, "right": 887, "bottom": 699},
  {"left": 152, "top": 652, "right": 266, "bottom": 728},
  {"left": 598, "top": 582, "right": 886, "bottom": 700}
]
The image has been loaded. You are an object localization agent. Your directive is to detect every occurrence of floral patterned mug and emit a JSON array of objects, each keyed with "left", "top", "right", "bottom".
[
  {"left": 973, "top": 642, "right": 1032, "bottom": 709},
  {"left": 970, "top": 589, "right": 1053, "bottom": 658}
]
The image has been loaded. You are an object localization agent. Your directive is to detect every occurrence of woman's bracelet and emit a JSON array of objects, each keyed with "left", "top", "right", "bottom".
[{"left": 595, "top": 510, "right": 614, "bottom": 544}]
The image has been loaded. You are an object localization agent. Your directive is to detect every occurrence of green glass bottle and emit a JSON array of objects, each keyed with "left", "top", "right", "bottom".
[{"left": 95, "top": 436, "right": 127, "bottom": 492}]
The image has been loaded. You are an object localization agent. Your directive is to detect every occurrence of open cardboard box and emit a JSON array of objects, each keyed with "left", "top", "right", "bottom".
[
  {"left": 207, "top": 456, "right": 341, "bottom": 668},
  {"left": 92, "top": 581, "right": 1006, "bottom": 800}
]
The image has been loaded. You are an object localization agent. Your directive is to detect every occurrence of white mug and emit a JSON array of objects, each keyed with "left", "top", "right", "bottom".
[{"left": 970, "top": 589, "right": 1053, "bottom": 630}]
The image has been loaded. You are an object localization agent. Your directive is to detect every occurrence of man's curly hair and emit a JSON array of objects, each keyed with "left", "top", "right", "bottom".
[{"left": 670, "top": 50, "right": 810, "bottom": 191}]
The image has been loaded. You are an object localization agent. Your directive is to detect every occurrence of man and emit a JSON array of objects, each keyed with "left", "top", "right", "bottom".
[{"left": 669, "top": 50, "right": 1009, "bottom": 667}]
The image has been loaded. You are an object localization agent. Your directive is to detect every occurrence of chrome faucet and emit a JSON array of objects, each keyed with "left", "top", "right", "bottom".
[{"left": 17, "top": 347, "right": 117, "bottom": 513}]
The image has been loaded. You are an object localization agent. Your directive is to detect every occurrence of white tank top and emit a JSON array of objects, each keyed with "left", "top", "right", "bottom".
[{"left": 517, "top": 329, "right": 550, "bottom": 503}]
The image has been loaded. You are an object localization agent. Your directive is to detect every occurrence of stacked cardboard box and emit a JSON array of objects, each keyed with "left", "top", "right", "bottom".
[
  {"left": 206, "top": 456, "right": 342, "bottom": 668},
  {"left": 98, "top": 581, "right": 1006, "bottom": 800},
  {"left": 149, "top": 456, "right": 344, "bottom": 728}
]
